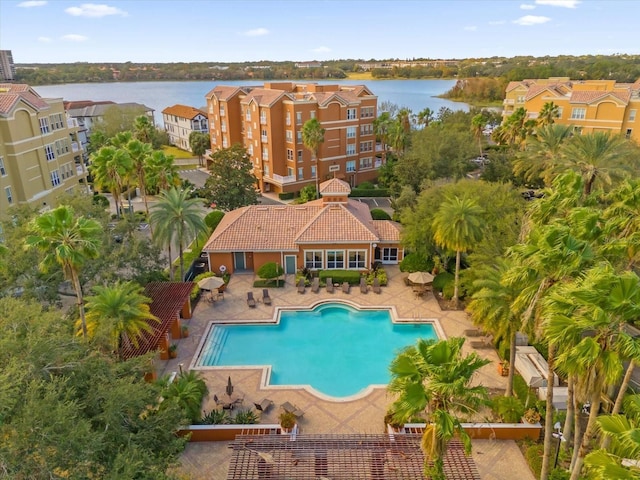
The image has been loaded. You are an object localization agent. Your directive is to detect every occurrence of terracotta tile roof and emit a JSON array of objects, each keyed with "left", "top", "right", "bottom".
[
  {"left": 162, "top": 104, "right": 207, "bottom": 119},
  {"left": 505, "top": 81, "right": 527, "bottom": 93},
  {"left": 319, "top": 178, "right": 351, "bottom": 195},
  {"left": 241, "top": 88, "right": 289, "bottom": 107},
  {"left": 570, "top": 90, "right": 629, "bottom": 104},
  {"left": 0, "top": 84, "right": 51, "bottom": 116},
  {"left": 296, "top": 202, "right": 379, "bottom": 244},
  {"left": 371, "top": 220, "right": 402, "bottom": 242},
  {"left": 205, "top": 85, "right": 250, "bottom": 101},
  {"left": 120, "top": 282, "right": 194, "bottom": 359},
  {"left": 525, "top": 83, "right": 568, "bottom": 101},
  {"left": 64, "top": 100, "right": 115, "bottom": 109}
]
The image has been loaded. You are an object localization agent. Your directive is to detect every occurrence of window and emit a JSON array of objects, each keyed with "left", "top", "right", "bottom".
[
  {"left": 260, "top": 109, "right": 267, "bottom": 124},
  {"left": 287, "top": 149, "right": 294, "bottom": 161},
  {"left": 305, "top": 250, "right": 323, "bottom": 269},
  {"left": 297, "top": 150, "right": 304, "bottom": 162},
  {"left": 55, "top": 139, "right": 69, "bottom": 156},
  {"left": 221, "top": 120, "right": 227, "bottom": 132},
  {"left": 361, "top": 107, "right": 374, "bottom": 118},
  {"left": 360, "top": 157, "right": 372, "bottom": 169},
  {"left": 44, "top": 144, "right": 55, "bottom": 161},
  {"left": 298, "top": 167, "right": 304, "bottom": 179},
  {"left": 556, "top": 107, "right": 563, "bottom": 118},
  {"left": 630, "top": 109, "right": 637, "bottom": 122},
  {"left": 248, "top": 144, "right": 253, "bottom": 155},
  {"left": 360, "top": 124, "right": 373, "bottom": 135},
  {"left": 346, "top": 160, "right": 356, "bottom": 173},
  {"left": 49, "top": 113, "right": 64, "bottom": 130},
  {"left": 516, "top": 95, "right": 525, "bottom": 104},
  {"left": 222, "top": 137, "right": 228, "bottom": 148},
  {"left": 626, "top": 129, "right": 633, "bottom": 139},
  {"left": 286, "top": 130, "right": 293, "bottom": 142},
  {"left": 287, "top": 167, "right": 294, "bottom": 177},
  {"left": 5, "top": 186, "right": 12, "bottom": 204},
  {"left": 0, "top": 156, "right": 5, "bottom": 176},
  {"left": 262, "top": 147, "right": 269, "bottom": 160},
  {"left": 346, "top": 126, "right": 356, "bottom": 138},
  {"left": 51, "top": 170, "right": 61, "bottom": 187},
  {"left": 296, "top": 112, "right": 302, "bottom": 125},
  {"left": 286, "top": 112, "right": 291, "bottom": 126},
  {"left": 247, "top": 128, "right": 253, "bottom": 139},
  {"left": 346, "top": 144, "right": 356, "bottom": 156},
  {"left": 220, "top": 106, "right": 226, "bottom": 116},
  {"left": 39, "top": 117, "right": 50, "bottom": 134},
  {"left": 261, "top": 129, "right": 268, "bottom": 142},
  {"left": 347, "top": 108, "right": 356, "bottom": 120},
  {"left": 310, "top": 111, "right": 316, "bottom": 119},
  {"left": 263, "top": 163, "right": 270, "bottom": 176},
  {"left": 245, "top": 108, "right": 251, "bottom": 121},
  {"left": 297, "top": 131, "right": 302, "bottom": 143},
  {"left": 570, "top": 108, "right": 586, "bottom": 120},
  {"left": 327, "top": 250, "right": 344, "bottom": 269},
  {"left": 360, "top": 141, "right": 373, "bottom": 152},
  {"left": 311, "top": 165, "right": 316, "bottom": 178},
  {"left": 382, "top": 248, "right": 398, "bottom": 262},
  {"left": 348, "top": 250, "right": 366, "bottom": 269}
]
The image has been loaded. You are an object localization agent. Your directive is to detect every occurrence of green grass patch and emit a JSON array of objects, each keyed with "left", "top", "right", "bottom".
[
  {"left": 253, "top": 279, "right": 286, "bottom": 288},
  {"left": 525, "top": 443, "right": 544, "bottom": 478},
  {"left": 161, "top": 145, "right": 196, "bottom": 159}
]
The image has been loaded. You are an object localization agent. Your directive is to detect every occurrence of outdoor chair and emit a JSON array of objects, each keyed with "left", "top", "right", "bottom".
[
  {"left": 360, "top": 277, "right": 368, "bottom": 294},
  {"left": 470, "top": 334, "right": 494, "bottom": 349},
  {"left": 311, "top": 277, "right": 320, "bottom": 293},
  {"left": 342, "top": 282, "right": 350, "bottom": 294},
  {"left": 254, "top": 398, "right": 274, "bottom": 413},
  {"left": 262, "top": 289, "right": 272, "bottom": 305},
  {"left": 247, "top": 291, "right": 256, "bottom": 308},
  {"left": 372, "top": 277, "right": 381, "bottom": 294},
  {"left": 297, "top": 278, "right": 306, "bottom": 294},
  {"left": 281, "top": 401, "right": 304, "bottom": 419},
  {"left": 214, "top": 394, "right": 234, "bottom": 410},
  {"left": 326, "top": 277, "right": 334, "bottom": 293}
]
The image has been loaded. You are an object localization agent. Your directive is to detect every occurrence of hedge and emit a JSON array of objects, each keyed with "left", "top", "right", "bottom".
[
  {"left": 318, "top": 269, "right": 362, "bottom": 284},
  {"left": 349, "top": 188, "right": 389, "bottom": 197},
  {"left": 279, "top": 192, "right": 294, "bottom": 200}
]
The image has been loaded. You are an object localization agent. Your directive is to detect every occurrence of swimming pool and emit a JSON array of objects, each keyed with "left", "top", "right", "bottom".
[{"left": 196, "top": 301, "right": 438, "bottom": 398}]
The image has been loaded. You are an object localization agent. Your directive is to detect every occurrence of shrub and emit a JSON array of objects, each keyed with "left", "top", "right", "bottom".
[
  {"left": 256, "top": 262, "right": 284, "bottom": 282},
  {"left": 204, "top": 210, "right": 225, "bottom": 232},
  {"left": 233, "top": 409, "right": 260, "bottom": 425},
  {"left": 191, "top": 272, "right": 216, "bottom": 300},
  {"left": 399, "top": 253, "right": 434, "bottom": 273},
  {"left": 253, "top": 279, "right": 285, "bottom": 288},
  {"left": 432, "top": 271, "right": 454, "bottom": 292},
  {"left": 279, "top": 411, "right": 297, "bottom": 429},
  {"left": 349, "top": 187, "right": 389, "bottom": 197},
  {"left": 525, "top": 444, "right": 544, "bottom": 478},
  {"left": 298, "top": 185, "right": 317, "bottom": 203},
  {"left": 198, "top": 409, "right": 230, "bottom": 425},
  {"left": 92, "top": 194, "right": 109, "bottom": 208},
  {"left": 279, "top": 191, "right": 294, "bottom": 200},
  {"left": 370, "top": 208, "right": 391, "bottom": 220},
  {"left": 358, "top": 181, "right": 375, "bottom": 189},
  {"left": 492, "top": 396, "right": 525, "bottom": 423},
  {"left": 318, "top": 269, "right": 361, "bottom": 285},
  {"left": 365, "top": 268, "right": 387, "bottom": 286}
]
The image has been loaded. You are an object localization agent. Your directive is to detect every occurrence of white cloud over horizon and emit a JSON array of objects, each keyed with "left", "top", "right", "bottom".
[
  {"left": 312, "top": 46, "right": 331, "bottom": 53},
  {"left": 18, "top": 1, "right": 47, "bottom": 7},
  {"left": 62, "top": 34, "right": 88, "bottom": 42},
  {"left": 514, "top": 15, "right": 551, "bottom": 25},
  {"left": 65, "top": 4, "right": 128, "bottom": 17},
  {"left": 38, "top": 36, "right": 52, "bottom": 42},
  {"left": 535, "top": 0, "right": 580, "bottom": 7},
  {"left": 243, "top": 28, "right": 269, "bottom": 37}
]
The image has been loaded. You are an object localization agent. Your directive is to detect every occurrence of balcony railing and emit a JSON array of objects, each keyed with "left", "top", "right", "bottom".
[
  {"left": 67, "top": 118, "right": 79, "bottom": 128},
  {"left": 503, "top": 99, "right": 515, "bottom": 105},
  {"left": 71, "top": 142, "right": 80, "bottom": 153},
  {"left": 270, "top": 173, "right": 297, "bottom": 185}
]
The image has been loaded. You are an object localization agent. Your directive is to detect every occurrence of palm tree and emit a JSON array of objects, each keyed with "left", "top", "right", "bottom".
[
  {"left": 90, "top": 145, "right": 132, "bottom": 218},
  {"left": 373, "top": 111, "right": 393, "bottom": 162},
  {"left": 133, "top": 114, "right": 156, "bottom": 145},
  {"left": 301, "top": 118, "right": 325, "bottom": 198},
  {"left": 388, "top": 337, "right": 490, "bottom": 480},
  {"left": 163, "top": 370, "right": 209, "bottom": 424},
  {"left": 146, "top": 150, "right": 180, "bottom": 194},
  {"left": 432, "top": 195, "right": 484, "bottom": 306},
  {"left": 538, "top": 101, "right": 560, "bottom": 127},
  {"left": 471, "top": 114, "right": 487, "bottom": 157},
  {"left": 125, "top": 139, "right": 153, "bottom": 216},
  {"left": 189, "top": 131, "right": 210, "bottom": 167},
  {"left": 466, "top": 258, "right": 521, "bottom": 396},
  {"left": 416, "top": 107, "right": 435, "bottom": 128},
  {"left": 84, "top": 281, "right": 159, "bottom": 357},
  {"left": 150, "top": 187, "right": 206, "bottom": 282},
  {"left": 25, "top": 206, "right": 102, "bottom": 339},
  {"left": 561, "top": 131, "right": 635, "bottom": 196}
]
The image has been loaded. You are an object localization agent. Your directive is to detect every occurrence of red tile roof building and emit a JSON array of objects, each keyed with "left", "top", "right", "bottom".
[{"left": 162, "top": 104, "right": 208, "bottom": 152}]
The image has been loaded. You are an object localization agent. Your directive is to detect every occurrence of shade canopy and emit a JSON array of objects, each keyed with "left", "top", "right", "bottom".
[
  {"left": 408, "top": 271, "right": 434, "bottom": 285},
  {"left": 198, "top": 276, "right": 225, "bottom": 291},
  {"left": 226, "top": 376, "right": 234, "bottom": 397}
]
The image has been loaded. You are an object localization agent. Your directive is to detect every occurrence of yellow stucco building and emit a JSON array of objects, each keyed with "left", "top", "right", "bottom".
[
  {"left": 0, "top": 84, "right": 88, "bottom": 213},
  {"left": 502, "top": 77, "right": 640, "bottom": 142}
]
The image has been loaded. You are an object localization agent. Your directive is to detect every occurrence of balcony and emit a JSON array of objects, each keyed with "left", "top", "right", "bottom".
[
  {"left": 71, "top": 142, "right": 80, "bottom": 153},
  {"left": 270, "top": 173, "right": 297, "bottom": 185},
  {"left": 67, "top": 118, "right": 79, "bottom": 128},
  {"left": 76, "top": 164, "right": 87, "bottom": 176},
  {"left": 503, "top": 99, "right": 515, "bottom": 105},
  {"left": 260, "top": 116, "right": 267, "bottom": 125}
]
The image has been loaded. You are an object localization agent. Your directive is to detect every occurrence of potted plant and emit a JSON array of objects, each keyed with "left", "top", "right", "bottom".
[
  {"left": 279, "top": 411, "right": 297, "bottom": 433},
  {"left": 181, "top": 325, "right": 189, "bottom": 338},
  {"left": 168, "top": 344, "right": 178, "bottom": 359},
  {"left": 497, "top": 360, "right": 509, "bottom": 376},
  {"left": 523, "top": 408, "right": 541, "bottom": 424}
]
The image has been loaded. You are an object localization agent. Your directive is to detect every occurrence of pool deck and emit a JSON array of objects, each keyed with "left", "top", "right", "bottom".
[{"left": 162, "top": 266, "right": 535, "bottom": 480}]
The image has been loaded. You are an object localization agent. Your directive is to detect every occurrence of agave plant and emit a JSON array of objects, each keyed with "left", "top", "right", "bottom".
[
  {"left": 234, "top": 409, "right": 260, "bottom": 425},
  {"left": 199, "top": 408, "right": 230, "bottom": 425}
]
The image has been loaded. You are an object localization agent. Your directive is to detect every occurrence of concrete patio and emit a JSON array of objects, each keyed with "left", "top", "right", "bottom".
[{"left": 161, "top": 266, "right": 534, "bottom": 480}]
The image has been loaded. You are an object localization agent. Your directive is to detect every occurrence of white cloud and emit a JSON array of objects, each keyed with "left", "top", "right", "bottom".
[
  {"left": 62, "top": 34, "right": 88, "bottom": 42},
  {"left": 312, "top": 46, "right": 331, "bottom": 53},
  {"left": 488, "top": 20, "right": 506, "bottom": 25},
  {"left": 514, "top": 15, "right": 551, "bottom": 25},
  {"left": 520, "top": 4, "right": 536, "bottom": 10},
  {"left": 38, "top": 36, "right": 52, "bottom": 42},
  {"left": 243, "top": 28, "right": 269, "bottom": 37},
  {"left": 65, "top": 3, "right": 128, "bottom": 17},
  {"left": 18, "top": 1, "right": 47, "bottom": 7},
  {"left": 535, "top": 0, "right": 580, "bottom": 7},
  {"left": 464, "top": 26, "right": 477, "bottom": 31}
]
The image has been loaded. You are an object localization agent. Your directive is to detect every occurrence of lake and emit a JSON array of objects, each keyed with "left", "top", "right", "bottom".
[{"left": 33, "top": 79, "right": 468, "bottom": 124}]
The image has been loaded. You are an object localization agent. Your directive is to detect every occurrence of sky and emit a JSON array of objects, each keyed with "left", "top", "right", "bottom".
[{"left": 0, "top": 0, "right": 638, "bottom": 64}]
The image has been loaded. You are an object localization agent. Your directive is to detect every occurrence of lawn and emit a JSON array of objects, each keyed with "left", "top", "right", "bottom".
[
  {"left": 346, "top": 72, "right": 374, "bottom": 81},
  {"left": 162, "top": 145, "right": 196, "bottom": 159}
]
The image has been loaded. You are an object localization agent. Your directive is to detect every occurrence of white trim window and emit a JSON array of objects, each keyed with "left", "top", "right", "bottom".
[
  {"left": 39, "top": 117, "right": 50, "bottom": 134},
  {"left": 5, "top": 186, "right": 12, "bottom": 204},
  {"left": 360, "top": 124, "right": 373, "bottom": 135},
  {"left": 287, "top": 149, "right": 294, "bottom": 161},
  {"left": 298, "top": 167, "right": 304, "bottom": 180},
  {"left": 382, "top": 248, "right": 398, "bottom": 263},
  {"left": 44, "top": 144, "right": 55, "bottom": 161},
  {"left": 296, "top": 111, "right": 302, "bottom": 125},
  {"left": 629, "top": 109, "right": 637, "bottom": 122},
  {"left": 286, "top": 130, "right": 293, "bottom": 142},
  {"left": 327, "top": 250, "right": 344, "bottom": 269},
  {"left": 570, "top": 108, "right": 586, "bottom": 120},
  {"left": 297, "top": 150, "right": 304, "bottom": 162},
  {"left": 346, "top": 126, "right": 356, "bottom": 138},
  {"left": 297, "top": 131, "right": 302, "bottom": 143},
  {"left": 0, "top": 156, "right": 6, "bottom": 176},
  {"left": 360, "top": 141, "right": 373, "bottom": 152},
  {"left": 346, "top": 144, "right": 356, "bottom": 156},
  {"left": 346, "top": 160, "right": 356, "bottom": 173},
  {"left": 346, "top": 108, "right": 357, "bottom": 120},
  {"left": 360, "top": 157, "right": 373, "bottom": 169},
  {"left": 305, "top": 250, "right": 323, "bottom": 269},
  {"left": 51, "top": 170, "right": 61, "bottom": 187},
  {"left": 311, "top": 165, "right": 316, "bottom": 178},
  {"left": 360, "top": 107, "right": 375, "bottom": 118},
  {"left": 348, "top": 250, "right": 366, "bottom": 269}
]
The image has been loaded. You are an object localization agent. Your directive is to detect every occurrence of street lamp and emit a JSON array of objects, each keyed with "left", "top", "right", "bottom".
[
  {"left": 552, "top": 421, "right": 565, "bottom": 469},
  {"left": 178, "top": 363, "right": 184, "bottom": 375}
]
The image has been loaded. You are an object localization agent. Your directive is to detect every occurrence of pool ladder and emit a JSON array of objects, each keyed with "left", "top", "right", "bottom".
[{"left": 201, "top": 327, "right": 228, "bottom": 365}]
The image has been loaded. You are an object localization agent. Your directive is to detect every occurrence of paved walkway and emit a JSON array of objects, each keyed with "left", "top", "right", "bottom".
[{"left": 165, "top": 266, "right": 534, "bottom": 480}]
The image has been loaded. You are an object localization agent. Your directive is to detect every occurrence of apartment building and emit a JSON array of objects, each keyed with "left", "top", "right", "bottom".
[
  {"left": 162, "top": 104, "right": 208, "bottom": 152},
  {"left": 205, "top": 82, "right": 381, "bottom": 194},
  {"left": 0, "top": 50, "right": 16, "bottom": 82},
  {"left": 503, "top": 77, "right": 640, "bottom": 142},
  {"left": 0, "top": 84, "right": 88, "bottom": 213}
]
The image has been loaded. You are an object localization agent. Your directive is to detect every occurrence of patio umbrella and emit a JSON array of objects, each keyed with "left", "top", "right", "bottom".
[
  {"left": 408, "top": 271, "right": 434, "bottom": 285},
  {"left": 226, "top": 376, "right": 234, "bottom": 397},
  {"left": 198, "top": 276, "right": 225, "bottom": 291}
]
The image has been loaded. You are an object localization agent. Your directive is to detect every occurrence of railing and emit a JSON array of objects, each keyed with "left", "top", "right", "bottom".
[
  {"left": 375, "top": 144, "right": 384, "bottom": 152},
  {"left": 76, "top": 164, "right": 86, "bottom": 176},
  {"left": 503, "top": 99, "right": 515, "bottom": 105},
  {"left": 71, "top": 142, "right": 80, "bottom": 153},
  {"left": 271, "top": 173, "right": 296, "bottom": 185},
  {"left": 67, "top": 118, "right": 79, "bottom": 128}
]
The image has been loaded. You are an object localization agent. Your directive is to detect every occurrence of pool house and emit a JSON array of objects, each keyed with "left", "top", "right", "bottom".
[{"left": 202, "top": 178, "right": 403, "bottom": 275}]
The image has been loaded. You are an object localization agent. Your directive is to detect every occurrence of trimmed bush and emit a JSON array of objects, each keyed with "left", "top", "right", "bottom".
[
  {"left": 92, "top": 194, "right": 109, "bottom": 208},
  {"left": 318, "top": 269, "right": 361, "bottom": 285},
  {"left": 279, "top": 191, "right": 294, "bottom": 200},
  {"left": 492, "top": 396, "right": 525, "bottom": 423},
  {"left": 204, "top": 210, "right": 225, "bottom": 232},
  {"left": 365, "top": 268, "right": 387, "bottom": 286},
  {"left": 399, "top": 253, "right": 434, "bottom": 273},
  {"left": 349, "top": 187, "right": 389, "bottom": 197},
  {"left": 357, "top": 181, "right": 375, "bottom": 189},
  {"left": 432, "top": 271, "right": 454, "bottom": 292},
  {"left": 256, "top": 262, "right": 284, "bottom": 282},
  {"left": 253, "top": 279, "right": 285, "bottom": 288},
  {"left": 370, "top": 208, "right": 391, "bottom": 220}
]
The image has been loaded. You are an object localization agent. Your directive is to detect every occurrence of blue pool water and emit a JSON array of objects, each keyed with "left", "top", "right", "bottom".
[{"left": 198, "top": 302, "right": 437, "bottom": 397}]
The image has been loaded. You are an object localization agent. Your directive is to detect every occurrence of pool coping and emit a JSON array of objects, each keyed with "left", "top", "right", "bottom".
[{"left": 189, "top": 298, "right": 446, "bottom": 402}]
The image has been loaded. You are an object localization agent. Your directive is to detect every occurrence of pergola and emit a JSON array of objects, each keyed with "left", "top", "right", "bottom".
[{"left": 226, "top": 433, "right": 480, "bottom": 480}]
